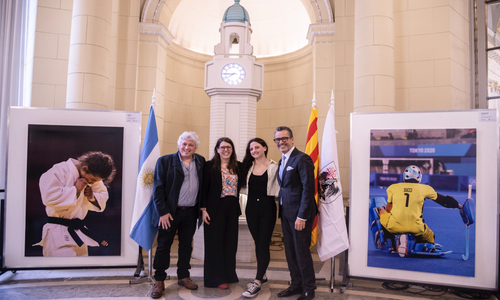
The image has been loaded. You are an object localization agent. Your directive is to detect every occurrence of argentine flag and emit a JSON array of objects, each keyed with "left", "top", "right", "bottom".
[{"left": 129, "top": 105, "right": 161, "bottom": 251}]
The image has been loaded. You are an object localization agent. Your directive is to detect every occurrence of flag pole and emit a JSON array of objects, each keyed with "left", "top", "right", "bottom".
[
  {"left": 148, "top": 89, "right": 155, "bottom": 281},
  {"left": 306, "top": 93, "right": 323, "bottom": 287},
  {"left": 317, "top": 88, "right": 349, "bottom": 290},
  {"left": 329, "top": 89, "right": 335, "bottom": 292}
]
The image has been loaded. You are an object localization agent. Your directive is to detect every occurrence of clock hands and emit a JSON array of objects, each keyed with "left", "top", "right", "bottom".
[
  {"left": 222, "top": 72, "right": 236, "bottom": 78},
  {"left": 221, "top": 63, "right": 245, "bottom": 85}
]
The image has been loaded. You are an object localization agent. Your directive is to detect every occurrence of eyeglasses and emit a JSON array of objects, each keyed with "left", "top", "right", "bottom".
[
  {"left": 273, "top": 137, "right": 290, "bottom": 143},
  {"left": 219, "top": 146, "right": 232, "bottom": 150}
]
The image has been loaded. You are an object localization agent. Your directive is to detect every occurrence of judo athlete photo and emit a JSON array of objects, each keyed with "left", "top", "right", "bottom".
[{"left": 34, "top": 151, "right": 116, "bottom": 256}]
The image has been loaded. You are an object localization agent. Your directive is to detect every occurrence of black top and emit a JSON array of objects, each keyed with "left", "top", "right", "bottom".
[{"left": 248, "top": 170, "right": 268, "bottom": 201}]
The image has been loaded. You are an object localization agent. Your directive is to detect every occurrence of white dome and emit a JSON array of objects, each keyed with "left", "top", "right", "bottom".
[{"left": 168, "top": 0, "right": 312, "bottom": 58}]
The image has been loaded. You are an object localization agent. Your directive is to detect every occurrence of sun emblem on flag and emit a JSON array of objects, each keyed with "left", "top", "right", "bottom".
[
  {"left": 139, "top": 167, "right": 155, "bottom": 189},
  {"left": 319, "top": 161, "right": 342, "bottom": 204}
]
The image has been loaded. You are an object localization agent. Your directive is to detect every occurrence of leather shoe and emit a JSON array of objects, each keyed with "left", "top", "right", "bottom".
[
  {"left": 178, "top": 277, "right": 198, "bottom": 290},
  {"left": 297, "top": 291, "right": 315, "bottom": 300},
  {"left": 277, "top": 285, "right": 302, "bottom": 297},
  {"left": 151, "top": 281, "right": 164, "bottom": 299}
]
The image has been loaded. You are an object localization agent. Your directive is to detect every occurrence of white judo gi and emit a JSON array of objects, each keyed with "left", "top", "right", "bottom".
[{"left": 35, "top": 158, "right": 108, "bottom": 256}]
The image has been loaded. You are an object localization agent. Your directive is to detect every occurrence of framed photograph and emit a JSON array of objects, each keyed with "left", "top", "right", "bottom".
[
  {"left": 349, "top": 110, "right": 499, "bottom": 290},
  {"left": 4, "top": 107, "right": 141, "bottom": 268}
]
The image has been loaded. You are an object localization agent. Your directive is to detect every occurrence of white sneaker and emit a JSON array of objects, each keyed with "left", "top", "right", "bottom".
[
  {"left": 398, "top": 234, "right": 408, "bottom": 257},
  {"left": 247, "top": 277, "right": 267, "bottom": 288},
  {"left": 242, "top": 281, "right": 261, "bottom": 298}
]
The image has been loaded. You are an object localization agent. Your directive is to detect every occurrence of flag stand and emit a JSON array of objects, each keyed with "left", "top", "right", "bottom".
[
  {"left": 129, "top": 246, "right": 153, "bottom": 285},
  {"left": 340, "top": 206, "right": 351, "bottom": 293},
  {"left": 0, "top": 191, "right": 5, "bottom": 277},
  {"left": 129, "top": 247, "right": 169, "bottom": 285},
  {"left": 330, "top": 257, "right": 334, "bottom": 292}
]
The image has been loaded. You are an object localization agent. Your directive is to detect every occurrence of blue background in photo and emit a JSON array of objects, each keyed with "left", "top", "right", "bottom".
[{"left": 367, "top": 187, "right": 475, "bottom": 277}]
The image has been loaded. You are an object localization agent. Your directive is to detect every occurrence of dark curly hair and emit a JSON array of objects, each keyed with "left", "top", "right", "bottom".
[{"left": 78, "top": 151, "right": 116, "bottom": 185}]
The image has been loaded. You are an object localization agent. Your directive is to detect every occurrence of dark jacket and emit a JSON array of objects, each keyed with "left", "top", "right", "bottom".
[
  {"left": 277, "top": 147, "right": 317, "bottom": 220},
  {"left": 152, "top": 151, "right": 205, "bottom": 226},
  {"left": 201, "top": 160, "right": 244, "bottom": 219}
]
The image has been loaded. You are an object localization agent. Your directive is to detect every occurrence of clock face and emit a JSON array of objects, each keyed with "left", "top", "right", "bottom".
[{"left": 221, "top": 63, "right": 246, "bottom": 85}]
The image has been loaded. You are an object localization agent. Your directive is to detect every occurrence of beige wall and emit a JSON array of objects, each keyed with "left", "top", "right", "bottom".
[
  {"left": 332, "top": 0, "right": 471, "bottom": 197},
  {"left": 162, "top": 44, "right": 211, "bottom": 158},
  {"left": 27, "top": 0, "right": 472, "bottom": 199},
  {"left": 31, "top": 0, "right": 73, "bottom": 108},
  {"left": 157, "top": 44, "right": 318, "bottom": 163},
  {"left": 113, "top": 0, "right": 141, "bottom": 112},
  {"left": 31, "top": 0, "right": 141, "bottom": 110},
  {"left": 257, "top": 47, "right": 314, "bottom": 162},
  {"left": 334, "top": 0, "right": 355, "bottom": 197},
  {"left": 394, "top": 0, "right": 471, "bottom": 111}
]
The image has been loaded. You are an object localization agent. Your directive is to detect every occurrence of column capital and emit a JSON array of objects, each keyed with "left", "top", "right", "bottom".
[
  {"left": 307, "top": 23, "right": 335, "bottom": 45},
  {"left": 139, "top": 23, "right": 174, "bottom": 47}
]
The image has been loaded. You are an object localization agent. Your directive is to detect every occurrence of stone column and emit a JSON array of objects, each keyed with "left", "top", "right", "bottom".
[
  {"left": 208, "top": 94, "right": 257, "bottom": 160},
  {"left": 307, "top": 23, "right": 335, "bottom": 134},
  {"left": 113, "top": 0, "right": 141, "bottom": 112},
  {"left": 137, "top": 23, "right": 171, "bottom": 155},
  {"left": 353, "top": 0, "right": 395, "bottom": 112},
  {"left": 66, "top": 0, "right": 112, "bottom": 109}
]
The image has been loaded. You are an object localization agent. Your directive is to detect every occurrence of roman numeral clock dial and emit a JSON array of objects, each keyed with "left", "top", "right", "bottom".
[{"left": 221, "top": 63, "right": 246, "bottom": 85}]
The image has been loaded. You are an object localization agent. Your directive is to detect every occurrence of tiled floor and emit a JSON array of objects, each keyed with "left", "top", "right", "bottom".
[{"left": 0, "top": 229, "right": 497, "bottom": 300}]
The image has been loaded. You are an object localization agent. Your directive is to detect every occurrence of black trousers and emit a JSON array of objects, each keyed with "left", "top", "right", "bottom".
[
  {"left": 153, "top": 206, "right": 197, "bottom": 281},
  {"left": 203, "top": 196, "right": 239, "bottom": 287},
  {"left": 245, "top": 196, "right": 276, "bottom": 281},
  {"left": 281, "top": 213, "right": 316, "bottom": 293}
]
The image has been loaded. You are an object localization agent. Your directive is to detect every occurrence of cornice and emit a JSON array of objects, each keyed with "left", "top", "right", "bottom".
[
  {"left": 307, "top": 23, "right": 335, "bottom": 45},
  {"left": 204, "top": 87, "right": 263, "bottom": 99},
  {"left": 139, "top": 23, "right": 174, "bottom": 46}
]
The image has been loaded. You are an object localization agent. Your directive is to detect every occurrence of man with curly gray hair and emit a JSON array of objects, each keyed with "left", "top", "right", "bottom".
[{"left": 151, "top": 131, "right": 205, "bottom": 298}]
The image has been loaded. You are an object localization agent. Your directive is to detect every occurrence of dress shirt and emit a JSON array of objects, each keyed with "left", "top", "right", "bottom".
[{"left": 177, "top": 153, "right": 198, "bottom": 207}]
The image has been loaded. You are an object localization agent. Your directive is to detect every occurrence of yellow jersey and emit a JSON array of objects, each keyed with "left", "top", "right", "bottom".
[{"left": 385, "top": 182, "right": 437, "bottom": 234}]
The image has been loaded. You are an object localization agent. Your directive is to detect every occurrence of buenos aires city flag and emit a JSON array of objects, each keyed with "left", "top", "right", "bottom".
[{"left": 317, "top": 95, "right": 349, "bottom": 261}]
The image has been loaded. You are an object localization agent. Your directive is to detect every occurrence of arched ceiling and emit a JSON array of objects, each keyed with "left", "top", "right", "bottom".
[{"left": 141, "top": 0, "right": 334, "bottom": 58}]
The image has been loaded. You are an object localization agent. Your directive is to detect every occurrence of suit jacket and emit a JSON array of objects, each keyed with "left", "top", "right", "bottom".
[
  {"left": 201, "top": 160, "right": 244, "bottom": 219},
  {"left": 277, "top": 147, "right": 317, "bottom": 221},
  {"left": 152, "top": 152, "right": 205, "bottom": 226}
]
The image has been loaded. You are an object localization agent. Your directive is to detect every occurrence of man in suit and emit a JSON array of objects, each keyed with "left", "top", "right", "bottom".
[
  {"left": 274, "top": 126, "right": 317, "bottom": 300},
  {"left": 150, "top": 132, "right": 206, "bottom": 299}
]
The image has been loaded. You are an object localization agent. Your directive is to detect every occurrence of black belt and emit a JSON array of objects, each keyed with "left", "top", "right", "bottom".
[
  {"left": 47, "top": 217, "right": 108, "bottom": 247},
  {"left": 177, "top": 206, "right": 194, "bottom": 210}
]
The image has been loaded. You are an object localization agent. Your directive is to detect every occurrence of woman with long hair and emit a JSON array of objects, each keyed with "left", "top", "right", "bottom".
[
  {"left": 200, "top": 137, "right": 244, "bottom": 289},
  {"left": 240, "top": 138, "right": 279, "bottom": 298}
]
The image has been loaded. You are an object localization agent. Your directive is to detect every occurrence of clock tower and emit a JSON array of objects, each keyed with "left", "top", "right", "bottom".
[{"left": 204, "top": 0, "right": 264, "bottom": 159}]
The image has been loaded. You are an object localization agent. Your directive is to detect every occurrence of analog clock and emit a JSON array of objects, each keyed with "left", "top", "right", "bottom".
[{"left": 221, "top": 63, "right": 246, "bottom": 85}]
